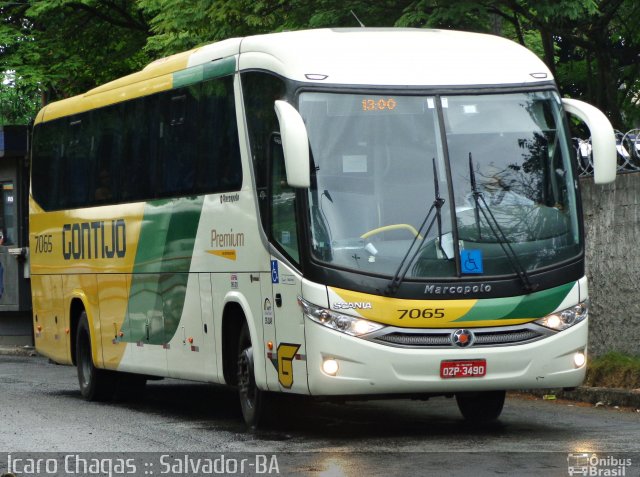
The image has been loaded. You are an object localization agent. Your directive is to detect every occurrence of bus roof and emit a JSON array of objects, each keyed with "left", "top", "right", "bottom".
[
  {"left": 35, "top": 28, "right": 552, "bottom": 123},
  {"left": 238, "top": 28, "right": 552, "bottom": 87}
]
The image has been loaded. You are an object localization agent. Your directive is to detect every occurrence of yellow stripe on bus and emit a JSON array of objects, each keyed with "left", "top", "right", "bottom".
[
  {"left": 39, "top": 75, "right": 174, "bottom": 123},
  {"left": 35, "top": 48, "right": 195, "bottom": 124},
  {"left": 329, "top": 287, "right": 477, "bottom": 328}
]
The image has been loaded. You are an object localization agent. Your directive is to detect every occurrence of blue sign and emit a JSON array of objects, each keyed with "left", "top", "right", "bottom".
[
  {"left": 271, "top": 260, "right": 279, "bottom": 284},
  {"left": 461, "top": 249, "right": 484, "bottom": 274}
]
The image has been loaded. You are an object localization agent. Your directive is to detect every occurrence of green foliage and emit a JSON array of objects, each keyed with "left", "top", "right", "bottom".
[
  {"left": 138, "top": 0, "right": 414, "bottom": 56},
  {"left": 0, "top": 0, "right": 150, "bottom": 103},
  {"left": 0, "top": 73, "right": 40, "bottom": 124},
  {"left": 585, "top": 352, "right": 640, "bottom": 389},
  {"left": 1, "top": 0, "right": 640, "bottom": 128}
]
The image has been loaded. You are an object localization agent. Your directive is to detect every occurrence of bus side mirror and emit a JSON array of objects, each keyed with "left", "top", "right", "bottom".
[
  {"left": 562, "top": 98, "right": 616, "bottom": 184},
  {"left": 274, "top": 100, "right": 310, "bottom": 188}
]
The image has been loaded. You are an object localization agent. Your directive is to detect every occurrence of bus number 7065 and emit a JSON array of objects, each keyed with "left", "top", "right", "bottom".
[{"left": 398, "top": 308, "right": 445, "bottom": 319}]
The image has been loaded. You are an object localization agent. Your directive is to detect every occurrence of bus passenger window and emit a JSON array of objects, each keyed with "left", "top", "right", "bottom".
[{"left": 197, "top": 77, "right": 242, "bottom": 194}]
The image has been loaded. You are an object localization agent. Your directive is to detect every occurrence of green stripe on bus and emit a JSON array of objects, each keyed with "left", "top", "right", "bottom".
[
  {"left": 454, "top": 281, "right": 575, "bottom": 323},
  {"left": 123, "top": 196, "right": 205, "bottom": 344},
  {"left": 173, "top": 56, "right": 236, "bottom": 89},
  {"left": 131, "top": 197, "right": 204, "bottom": 273},
  {"left": 204, "top": 57, "right": 236, "bottom": 80}
]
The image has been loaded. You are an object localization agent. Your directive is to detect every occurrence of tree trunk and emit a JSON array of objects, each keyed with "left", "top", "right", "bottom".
[
  {"left": 539, "top": 29, "right": 556, "bottom": 78},
  {"left": 594, "top": 47, "right": 624, "bottom": 129}
]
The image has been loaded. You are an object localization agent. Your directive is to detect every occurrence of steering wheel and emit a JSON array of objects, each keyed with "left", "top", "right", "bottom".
[{"left": 360, "top": 224, "right": 422, "bottom": 240}]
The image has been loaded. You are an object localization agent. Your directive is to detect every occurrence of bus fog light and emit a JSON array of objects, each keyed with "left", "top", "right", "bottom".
[
  {"left": 322, "top": 359, "right": 339, "bottom": 376},
  {"left": 574, "top": 351, "right": 586, "bottom": 368}
]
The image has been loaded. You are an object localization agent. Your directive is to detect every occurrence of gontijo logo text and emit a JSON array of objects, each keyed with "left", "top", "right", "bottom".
[{"left": 62, "top": 219, "right": 126, "bottom": 260}]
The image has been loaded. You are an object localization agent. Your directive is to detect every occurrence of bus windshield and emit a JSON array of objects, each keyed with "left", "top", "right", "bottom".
[{"left": 300, "top": 90, "right": 580, "bottom": 279}]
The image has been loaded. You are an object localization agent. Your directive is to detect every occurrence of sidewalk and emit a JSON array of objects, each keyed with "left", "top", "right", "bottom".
[
  {"left": 0, "top": 344, "right": 37, "bottom": 357},
  {"left": 524, "top": 387, "right": 640, "bottom": 410},
  {"left": 2, "top": 345, "right": 638, "bottom": 410}
]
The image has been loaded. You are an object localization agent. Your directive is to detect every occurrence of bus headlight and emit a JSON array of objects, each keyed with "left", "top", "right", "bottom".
[
  {"left": 535, "top": 300, "right": 588, "bottom": 331},
  {"left": 298, "top": 297, "right": 385, "bottom": 336}
]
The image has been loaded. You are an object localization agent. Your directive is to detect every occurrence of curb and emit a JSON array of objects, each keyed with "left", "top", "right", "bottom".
[
  {"left": 0, "top": 345, "right": 37, "bottom": 357},
  {"left": 524, "top": 387, "right": 640, "bottom": 410}
]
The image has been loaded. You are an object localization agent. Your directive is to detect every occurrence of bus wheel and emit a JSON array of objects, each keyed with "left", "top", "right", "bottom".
[
  {"left": 237, "top": 323, "right": 269, "bottom": 428},
  {"left": 456, "top": 391, "right": 505, "bottom": 423},
  {"left": 76, "top": 311, "right": 116, "bottom": 401}
]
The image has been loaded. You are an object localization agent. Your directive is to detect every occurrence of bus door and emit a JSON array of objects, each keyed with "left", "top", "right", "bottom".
[{"left": 264, "top": 135, "right": 308, "bottom": 394}]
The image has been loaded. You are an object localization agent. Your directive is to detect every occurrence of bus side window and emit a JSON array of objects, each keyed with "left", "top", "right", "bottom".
[
  {"left": 197, "top": 76, "right": 241, "bottom": 193},
  {"left": 32, "top": 121, "right": 62, "bottom": 211},
  {"left": 159, "top": 88, "right": 198, "bottom": 195},
  {"left": 92, "top": 104, "right": 122, "bottom": 203},
  {"left": 241, "top": 72, "right": 286, "bottom": 233},
  {"left": 122, "top": 99, "right": 153, "bottom": 201},
  {"left": 64, "top": 117, "right": 91, "bottom": 208}
]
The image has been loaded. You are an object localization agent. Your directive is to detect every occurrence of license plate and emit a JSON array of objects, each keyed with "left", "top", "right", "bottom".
[{"left": 440, "top": 359, "right": 487, "bottom": 379}]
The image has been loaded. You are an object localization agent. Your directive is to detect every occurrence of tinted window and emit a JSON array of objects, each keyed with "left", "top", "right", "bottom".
[
  {"left": 121, "top": 98, "right": 154, "bottom": 201},
  {"left": 241, "top": 72, "right": 286, "bottom": 230},
  {"left": 198, "top": 77, "right": 242, "bottom": 193},
  {"left": 32, "top": 121, "right": 62, "bottom": 210},
  {"left": 91, "top": 104, "right": 122, "bottom": 203},
  {"left": 31, "top": 74, "right": 241, "bottom": 211}
]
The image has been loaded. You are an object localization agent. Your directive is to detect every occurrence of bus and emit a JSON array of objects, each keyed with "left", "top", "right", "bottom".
[{"left": 29, "top": 28, "right": 616, "bottom": 427}]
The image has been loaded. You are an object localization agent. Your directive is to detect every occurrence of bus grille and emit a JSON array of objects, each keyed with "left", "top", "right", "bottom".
[{"left": 372, "top": 327, "right": 545, "bottom": 348}]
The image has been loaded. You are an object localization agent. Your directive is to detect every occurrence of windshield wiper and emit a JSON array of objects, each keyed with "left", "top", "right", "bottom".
[
  {"left": 433, "top": 158, "right": 447, "bottom": 259},
  {"left": 385, "top": 158, "right": 445, "bottom": 296},
  {"left": 468, "top": 153, "right": 538, "bottom": 292}
]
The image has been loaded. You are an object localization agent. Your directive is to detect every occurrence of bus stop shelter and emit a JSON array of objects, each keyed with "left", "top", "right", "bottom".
[{"left": 0, "top": 125, "right": 32, "bottom": 345}]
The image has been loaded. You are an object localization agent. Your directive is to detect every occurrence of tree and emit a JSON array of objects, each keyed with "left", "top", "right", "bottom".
[
  {"left": 137, "top": 0, "right": 414, "bottom": 56},
  {"left": 0, "top": 0, "right": 151, "bottom": 102},
  {"left": 1, "top": 0, "right": 639, "bottom": 128},
  {"left": 397, "top": 0, "right": 640, "bottom": 129},
  {"left": 0, "top": 73, "right": 39, "bottom": 124}
]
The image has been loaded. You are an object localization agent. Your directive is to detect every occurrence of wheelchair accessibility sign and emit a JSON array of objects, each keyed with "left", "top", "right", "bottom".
[{"left": 461, "top": 249, "right": 483, "bottom": 274}]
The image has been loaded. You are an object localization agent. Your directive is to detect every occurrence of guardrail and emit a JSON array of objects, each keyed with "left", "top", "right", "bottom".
[{"left": 575, "top": 129, "right": 640, "bottom": 177}]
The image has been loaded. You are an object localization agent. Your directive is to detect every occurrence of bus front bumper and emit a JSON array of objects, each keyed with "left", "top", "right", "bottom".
[{"left": 305, "top": 319, "right": 588, "bottom": 396}]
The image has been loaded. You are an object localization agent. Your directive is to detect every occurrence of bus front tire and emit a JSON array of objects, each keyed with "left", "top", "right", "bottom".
[
  {"left": 237, "top": 323, "right": 270, "bottom": 428},
  {"left": 456, "top": 390, "right": 505, "bottom": 423},
  {"left": 76, "top": 311, "right": 116, "bottom": 401}
]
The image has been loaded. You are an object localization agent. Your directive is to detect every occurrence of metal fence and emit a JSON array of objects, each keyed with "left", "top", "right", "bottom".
[{"left": 575, "top": 129, "right": 640, "bottom": 177}]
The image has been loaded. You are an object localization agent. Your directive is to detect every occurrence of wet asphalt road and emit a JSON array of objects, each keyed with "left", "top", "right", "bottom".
[{"left": 0, "top": 355, "right": 638, "bottom": 476}]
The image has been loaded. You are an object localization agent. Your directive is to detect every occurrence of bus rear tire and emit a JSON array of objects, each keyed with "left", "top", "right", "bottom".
[
  {"left": 76, "top": 311, "right": 116, "bottom": 401},
  {"left": 237, "top": 323, "right": 271, "bottom": 428},
  {"left": 456, "top": 390, "right": 505, "bottom": 423}
]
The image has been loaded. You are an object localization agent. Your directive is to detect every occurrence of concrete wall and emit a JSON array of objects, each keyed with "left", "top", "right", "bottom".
[{"left": 581, "top": 173, "right": 640, "bottom": 357}]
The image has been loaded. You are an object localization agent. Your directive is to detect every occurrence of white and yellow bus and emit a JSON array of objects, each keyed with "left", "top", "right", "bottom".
[{"left": 30, "top": 28, "right": 616, "bottom": 427}]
